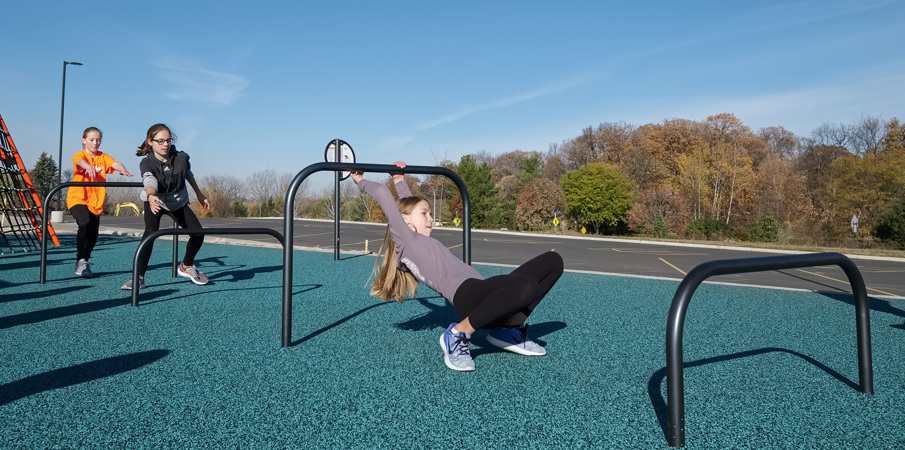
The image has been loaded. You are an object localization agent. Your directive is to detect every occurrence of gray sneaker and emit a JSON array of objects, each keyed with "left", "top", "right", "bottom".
[
  {"left": 178, "top": 263, "right": 209, "bottom": 285},
  {"left": 440, "top": 323, "right": 475, "bottom": 372},
  {"left": 75, "top": 259, "right": 92, "bottom": 278},
  {"left": 121, "top": 276, "right": 145, "bottom": 290},
  {"left": 487, "top": 324, "right": 546, "bottom": 356}
]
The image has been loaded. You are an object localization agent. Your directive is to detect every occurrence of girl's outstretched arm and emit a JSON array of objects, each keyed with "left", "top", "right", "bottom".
[
  {"left": 186, "top": 174, "right": 211, "bottom": 211},
  {"left": 111, "top": 162, "right": 134, "bottom": 177}
]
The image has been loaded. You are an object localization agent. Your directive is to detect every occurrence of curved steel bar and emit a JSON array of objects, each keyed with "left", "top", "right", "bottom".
[
  {"left": 40, "top": 181, "right": 143, "bottom": 284},
  {"left": 129, "top": 227, "right": 285, "bottom": 307},
  {"left": 665, "top": 252, "right": 873, "bottom": 447},
  {"left": 282, "top": 162, "right": 472, "bottom": 348}
]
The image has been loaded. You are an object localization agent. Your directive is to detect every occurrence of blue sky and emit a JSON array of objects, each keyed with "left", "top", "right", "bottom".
[{"left": 2, "top": 1, "right": 903, "bottom": 189}]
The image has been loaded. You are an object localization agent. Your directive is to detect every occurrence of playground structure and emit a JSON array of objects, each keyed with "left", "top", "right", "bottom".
[
  {"left": 0, "top": 114, "right": 58, "bottom": 253},
  {"left": 114, "top": 202, "right": 141, "bottom": 216},
  {"left": 35, "top": 161, "right": 876, "bottom": 447},
  {"left": 665, "top": 252, "right": 873, "bottom": 447},
  {"left": 39, "top": 162, "right": 472, "bottom": 349}
]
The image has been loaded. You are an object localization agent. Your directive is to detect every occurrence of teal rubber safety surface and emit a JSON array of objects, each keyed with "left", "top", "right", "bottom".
[{"left": 2, "top": 235, "right": 904, "bottom": 448}]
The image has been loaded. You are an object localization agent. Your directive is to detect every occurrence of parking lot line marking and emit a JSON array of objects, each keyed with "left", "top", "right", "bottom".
[
  {"left": 796, "top": 268, "right": 897, "bottom": 297},
  {"left": 659, "top": 257, "right": 687, "bottom": 276}
]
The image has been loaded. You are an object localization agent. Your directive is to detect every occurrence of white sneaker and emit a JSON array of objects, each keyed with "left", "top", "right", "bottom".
[
  {"left": 177, "top": 263, "right": 210, "bottom": 285},
  {"left": 439, "top": 323, "right": 475, "bottom": 372},
  {"left": 487, "top": 324, "right": 546, "bottom": 356}
]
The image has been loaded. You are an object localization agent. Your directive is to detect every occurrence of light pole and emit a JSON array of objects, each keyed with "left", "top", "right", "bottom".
[
  {"left": 427, "top": 182, "right": 439, "bottom": 224},
  {"left": 57, "top": 60, "right": 83, "bottom": 209}
]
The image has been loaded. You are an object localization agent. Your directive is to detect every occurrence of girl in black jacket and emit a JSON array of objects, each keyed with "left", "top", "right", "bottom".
[{"left": 121, "top": 123, "right": 212, "bottom": 290}]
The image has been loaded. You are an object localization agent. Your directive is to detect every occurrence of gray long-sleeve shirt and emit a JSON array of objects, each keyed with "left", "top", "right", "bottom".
[{"left": 358, "top": 178, "right": 482, "bottom": 304}]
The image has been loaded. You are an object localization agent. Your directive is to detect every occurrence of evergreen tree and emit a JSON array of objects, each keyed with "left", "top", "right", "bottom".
[
  {"left": 750, "top": 210, "right": 779, "bottom": 242},
  {"left": 30, "top": 152, "right": 58, "bottom": 206},
  {"left": 652, "top": 214, "right": 669, "bottom": 238},
  {"left": 875, "top": 201, "right": 905, "bottom": 249},
  {"left": 453, "top": 155, "right": 502, "bottom": 228}
]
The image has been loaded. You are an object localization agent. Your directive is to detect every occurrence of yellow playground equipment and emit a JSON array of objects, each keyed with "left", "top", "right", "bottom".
[{"left": 115, "top": 202, "right": 141, "bottom": 216}]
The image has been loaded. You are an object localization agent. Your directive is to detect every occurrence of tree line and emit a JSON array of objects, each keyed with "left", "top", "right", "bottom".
[{"left": 26, "top": 112, "right": 905, "bottom": 249}]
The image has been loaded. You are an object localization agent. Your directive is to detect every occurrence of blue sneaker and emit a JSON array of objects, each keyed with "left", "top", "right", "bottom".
[
  {"left": 440, "top": 323, "right": 475, "bottom": 372},
  {"left": 487, "top": 324, "right": 546, "bottom": 356}
]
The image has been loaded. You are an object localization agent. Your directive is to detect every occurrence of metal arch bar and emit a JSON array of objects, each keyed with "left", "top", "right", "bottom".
[
  {"left": 283, "top": 162, "right": 472, "bottom": 348},
  {"left": 665, "top": 252, "right": 873, "bottom": 447},
  {"left": 39, "top": 181, "right": 144, "bottom": 284},
  {"left": 129, "top": 227, "right": 285, "bottom": 307}
]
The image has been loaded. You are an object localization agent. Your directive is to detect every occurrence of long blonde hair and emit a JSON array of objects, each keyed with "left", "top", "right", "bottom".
[{"left": 369, "top": 196, "right": 427, "bottom": 302}]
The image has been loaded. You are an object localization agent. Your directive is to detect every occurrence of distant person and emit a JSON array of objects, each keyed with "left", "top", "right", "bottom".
[
  {"left": 66, "top": 126, "right": 134, "bottom": 278},
  {"left": 351, "top": 162, "right": 564, "bottom": 372},
  {"left": 121, "top": 123, "right": 211, "bottom": 290}
]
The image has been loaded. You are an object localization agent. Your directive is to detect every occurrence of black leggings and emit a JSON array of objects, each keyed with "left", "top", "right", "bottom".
[
  {"left": 69, "top": 204, "right": 100, "bottom": 261},
  {"left": 452, "top": 251, "right": 564, "bottom": 330},
  {"left": 137, "top": 202, "right": 204, "bottom": 275}
]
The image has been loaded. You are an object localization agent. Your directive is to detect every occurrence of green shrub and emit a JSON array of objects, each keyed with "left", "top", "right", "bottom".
[
  {"left": 652, "top": 215, "right": 668, "bottom": 238},
  {"left": 750, "top": 210, "right": 780, "bottom": 243},
  {"left": 875, "top": 202, "right": 905, "bottom": 250},
  {"left": 686, "top": 218, "right": 731, "bottom": 240}
]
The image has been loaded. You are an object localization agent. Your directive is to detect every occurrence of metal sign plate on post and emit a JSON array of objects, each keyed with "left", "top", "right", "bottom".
[{"left": 324, "top": 140, "right": 356, "bottom": 180}]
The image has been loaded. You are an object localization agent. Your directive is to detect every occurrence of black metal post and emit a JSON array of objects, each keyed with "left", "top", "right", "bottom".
[
  {"left": 334, "top": 139, "right": 340, "bottom": 260},
  {"left": 665, "top": 252, "right": 873, "bottom": 447},
  {"left": 172, "top": 221, "right": 179, "bottom": 277},
  {"left": 57, "top": 61, "right": 82, "bottom": 211}
]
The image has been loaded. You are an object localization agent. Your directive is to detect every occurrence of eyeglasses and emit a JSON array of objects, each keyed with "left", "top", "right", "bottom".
[{"left": 151, "top": 138, "right": 173, "bottom": 145}]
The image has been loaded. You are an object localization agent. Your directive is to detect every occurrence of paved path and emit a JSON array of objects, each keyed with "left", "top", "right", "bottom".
[{"left": 50, "top": 216, "right": 905, "bottom": 298}]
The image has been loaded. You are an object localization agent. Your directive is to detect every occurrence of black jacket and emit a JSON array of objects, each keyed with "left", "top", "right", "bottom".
[{"left": 140, "top": 147, "right": 193, "bottom": 210}]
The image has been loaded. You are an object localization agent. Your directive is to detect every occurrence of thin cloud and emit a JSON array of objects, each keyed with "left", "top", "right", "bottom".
[
  {"left": 416, "top": 74, "right": 599, "bottom": 130},
  {"left": 653, "top": 63, "right": 905, "bottom": 135},
  {"left": 155, "top": 56, "right": 248, "bottom": 106},
  {"left": 379, "top": 135, "right": 416, "bottom": 150},
  {"left": 748, "top": 0, "right": 897, "bottom": 27},
  {"left": 634, "top": 0, "right": 899, "bottom": 61}
]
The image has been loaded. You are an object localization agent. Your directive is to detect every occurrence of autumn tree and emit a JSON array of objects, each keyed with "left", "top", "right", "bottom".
[
  {"left": 811, "top": 122, "right": 852, "bottom": 150},
  {"left": 849, "top": 115, "right": 886, "bottom": 155},
  {"left": 817, "top": 150, "right": 905, "bottom": 240},
  {"left": 636, "top": 118, "right": 701, "bottom": 181},
  {"left": 542, "top": 143, "right": 568, "bottom": 182},
  {"left": 748, "top": 153, "right": 810, "bottom": 227},
  {"left": 201, "top": 175, "right": 245, "bottom": 218},
  {"left": 246, "top": 169, "right": 284, "bottom": 217},
  {"left": 884, "top": 117, "right": 905, "bottom": 153},
  {"left": 675, "top": 139, "right": 713, "bottom": 221},
  {"left": 560, "top": 163, "right": 636, "bottom": 234},
  {"left": 794, "top": 142, "right": 850, "bottom": 204},
  {"left": 515, "top": 177, "right": 565, "bottom": 231},
  {"left": 628, "top": 187, "right": 688, "bottom": 237},
  {"left": 278, "top": 172, "right": 309, "bottom": 219},
  {"left": 310, "top": 181, "right": 367, "bottom": 221},
  {"left": 758, "top": 126, "right": 800, "bottom": 161}
]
